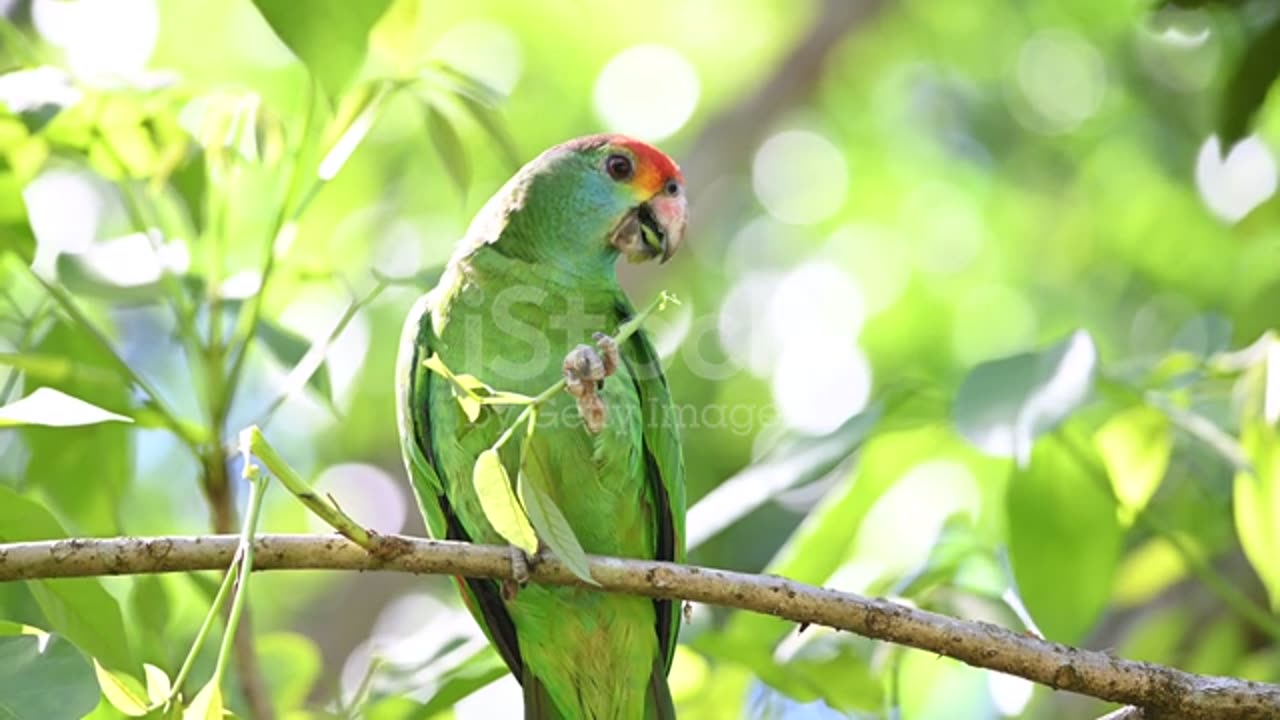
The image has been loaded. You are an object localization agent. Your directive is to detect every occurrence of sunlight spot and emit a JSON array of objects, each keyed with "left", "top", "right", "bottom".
[
  {"left": 32, "top": 0, "right": 158, "bottom": 77},
  {"left": 456, "top": 675, "right": 523, "bottom": 720},
  {"left": 856, "top": 460, "right": 980, "bottom": 574},
  {"left": 1010, "top": 29, "right": 1105, "bottom": 135},
  {"left": 433, "top": 21, "right": 523, "bottom": 97},
  {"left": 218, "top": 270, "right": 263, "bottom": 300},
  {"left": 308, "top": 463, "right": 405, "bottom": 535},
  {"left": 80, "top": 232, "right": 189, "bottom": 287},
  {"left": 767, "top": 261, "right": 865, "bottom": 348},
  {"left": 718, "top": 272, "right": 783, "bottom": 376},
  {"left": 823, "top": 224, "right": 910, "bottom": 315},
  {"left": 23, "top": 168, "right": 106, "bottom": 277},
  {"left": 989, "top": 672, "right": 1034, "bottom": 716},
  {"left": 772, "top": 336, "right": 871, "bottom": 435},
  {"left": 726, "top": 216, "right": 809, "bottom": 275},
  {"left": 1195, "top": 135, "right": 1277, "bottom": 223},
  {"left": 0, "top": 66, "right": 80, "bottom": 114},
  {"left": 594, "top": 45, "right": 699, "bottom": 141},
  {"left": 753, "top": 130, "right": 848, "bottom": 224}
]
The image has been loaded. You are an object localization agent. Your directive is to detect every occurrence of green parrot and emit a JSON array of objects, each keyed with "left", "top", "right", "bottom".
[{"left": 396, "top": 134, "right": 688, "bottom": 719}]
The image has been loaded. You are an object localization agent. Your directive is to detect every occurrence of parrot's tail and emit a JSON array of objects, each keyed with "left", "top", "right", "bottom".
[
  {"left": 520, "top": 660, "right": 677, "bottom": 719},
  {"left": 645, "top": 659, "right": 677, "bottom": 720},
  {"left": 522, "top": 668, "right": 562, "bottom": 720}
]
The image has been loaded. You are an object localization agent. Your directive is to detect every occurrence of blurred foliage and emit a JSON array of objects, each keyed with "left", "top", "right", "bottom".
[{"left": 1, "top": 0, "right": 1280, "bottom": 719}]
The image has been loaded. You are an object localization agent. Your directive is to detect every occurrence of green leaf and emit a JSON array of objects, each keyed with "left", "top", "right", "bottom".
[
  {"left": 423, "top": 102, "right": 470, "bottom": 197},
  {"left": 318, "top": 79, "right": 393, "bottom": 181},
  {"left": 398, "top": 646, "right": 507, "bottom": 720},
  {"left": 54, "top": 253, "right": 180, "bottom": 307},
  {"left": 93, "top": 659, "right": 150, "bottom": 716},
  {"left": 516, "top": 410, "right": 594, "bottom": 585},
  {"left": 1095, "top": 405, "right": 1173, "bottom": 525},
  {"left": 182, "top": 679, "right": 223, "bottom": 720},
  {"left": 0, "top": 387, "right": 133, "bottom": 427},
  {"left": 0, "top": 170, "right": 35, "bottom": 264},
  {"left": 1234, "top": 421, "right": 1280, "bottom": 610},
  {"left": 953, "top": 330, "right": 1097, "bottom": 465},
  {"left": 421, "top": 353, "right": 489, "bottom": 423},
  {"left": 128, "top": 575, "right": 171, "bottom": 663},
  {"left": 0, "top": 352, "right": 123, "bottom": 391},
  {"left": 452, "top": 92, "right": 521, "bottom": 170},
  {"left": 256, "top": 632, "right": 321, "bottom": 715},
  {"left": 1007, "top": 434, "right": 1122, "bottom": 642},
  {"left": 21, "top": 320, "right": 134, "bottom": 535},
  {"left": 255, "top": 319, "right": 335, "bottom": 410},
  {"left": 250, "top": 0, "right": 394, "bottom": 100},
  {"left": 472, "top": 448, "right": 537, "bottom": 554},
  {"left": 711, "top": 425, "right": 1002, "bottom": 672},
  {"left": 518, "top": 452, "right": 596, "bottom": 585},
  {"left": 0, "top": 631, "right": 100, "bottom": 720},
  {"left": 1220, "top": 12, "right": 1280, "bottom": 148},
  {"left": 143, "top": 663, "right": 172, "bottom": 706},
  {"left": 0, "top": 486, "right": 139, "bottom": 679},
  {"left": 0, "top": 67, "right": 80, "bottom": 133},
  {"left": 770, "top": 632, "right": 883, "bottom": 712}
]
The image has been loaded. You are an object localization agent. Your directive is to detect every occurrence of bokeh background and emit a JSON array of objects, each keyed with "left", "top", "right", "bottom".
[{"left": 2, "top": 0, "right": 1280, "bottom": 718}]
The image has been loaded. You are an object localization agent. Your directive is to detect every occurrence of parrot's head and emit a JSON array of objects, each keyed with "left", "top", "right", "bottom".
[
  {"left": 586, "top": 135, "right": 687, "bottom": 264},
  {"left": 496, "top": 134, "right": 686, "bottom": 268}
]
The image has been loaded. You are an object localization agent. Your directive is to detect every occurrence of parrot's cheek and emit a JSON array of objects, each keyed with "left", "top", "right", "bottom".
[{"left": 608, "top": 213, "right": 653, "bottom": 263}]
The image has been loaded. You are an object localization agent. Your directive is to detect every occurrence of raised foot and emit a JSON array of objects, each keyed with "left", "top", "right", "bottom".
[{"left": 562, "top": 334, "right": 619, "bottom": 434}]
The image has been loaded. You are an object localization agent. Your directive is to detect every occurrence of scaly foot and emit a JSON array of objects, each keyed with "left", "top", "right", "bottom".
[{"left": 562, "top": 335, "right": 619, "bottom": 433}]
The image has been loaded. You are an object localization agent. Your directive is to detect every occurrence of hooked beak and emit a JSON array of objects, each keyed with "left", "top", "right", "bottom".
[{"left": 612, "top": 191, "right": 687, "bottom": 264}]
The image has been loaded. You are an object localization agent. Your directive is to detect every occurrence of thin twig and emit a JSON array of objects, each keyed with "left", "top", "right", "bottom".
[
  {"left": 22, "top": 266, "right": 204, "bottom": 450},
  {"left": 1, "top": 534, "right": 1277, "bottom": 720}
]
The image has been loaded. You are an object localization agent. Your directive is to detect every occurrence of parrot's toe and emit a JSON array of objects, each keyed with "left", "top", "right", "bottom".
[
  {"left": 509, "top": 545, "right": 532, "bottom": 586},
  {"left": 563, "top": 343, "right": 610, "bottom": 433},
  {"left": 592, "top": 332, "right": 619, "bottom": 378},
  {"left": 563, "top": 343, "right": 606, "bottom": 396}
]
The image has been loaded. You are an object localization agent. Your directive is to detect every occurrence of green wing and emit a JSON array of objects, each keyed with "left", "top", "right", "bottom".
[
  {"left": 396, "top": 293, "right": 526, "bottom": 678},
  {"left": 614, "top": 296, "right": 687, "bottom": 671}
]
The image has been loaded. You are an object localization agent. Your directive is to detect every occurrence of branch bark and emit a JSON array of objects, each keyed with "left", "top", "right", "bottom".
[{"left": 0, "top": 534, "right": 1276, "bottom": 719}]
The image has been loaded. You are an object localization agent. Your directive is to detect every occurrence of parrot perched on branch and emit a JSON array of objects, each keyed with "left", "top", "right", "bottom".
[{"left": 396, "top": 134, "right": 688, "bottom": 719}]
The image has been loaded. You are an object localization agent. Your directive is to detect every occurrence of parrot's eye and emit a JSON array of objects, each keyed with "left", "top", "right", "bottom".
[
  {"left": 664, "top": 180, "right": 680, "bottom": 196},
  {"left": 604, "top": 154, "right": 634, "bottom": 181}
]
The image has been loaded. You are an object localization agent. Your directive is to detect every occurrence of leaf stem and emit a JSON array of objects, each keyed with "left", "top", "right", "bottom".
[
  {"left": 156, "top": 556, "right": 241, "bottom": 709},
  {"left": 212, "top": 466, "right": 269, "bottom": 683},
  {"left": 240, "top": 426, "right": 374, "bottom": 550}
]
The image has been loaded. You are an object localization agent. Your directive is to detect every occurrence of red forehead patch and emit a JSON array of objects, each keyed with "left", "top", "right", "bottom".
[
  {"left": 614, "top": 136, "right": 683, "bottom": 184},
  {"left": 555, "top": 133, "right": 685, "bottom": 196}
]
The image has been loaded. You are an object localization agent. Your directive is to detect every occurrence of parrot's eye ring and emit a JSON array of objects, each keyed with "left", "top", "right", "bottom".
[
  {"left": 604, "top": 154, "right": 634, "bottom": 181},
  {"left": 664, "top": 180, "right": 680, "bottom": 196}
]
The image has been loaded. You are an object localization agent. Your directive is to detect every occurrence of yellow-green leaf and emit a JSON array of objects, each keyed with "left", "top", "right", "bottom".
[
  {"left": 518, "top": 434, "right": 596, "bottom": 585},
  {"left": 144, "top": 664, "right": 171, "bottom": 706},
  {"left": 1095, "top": 406, "right": 1172, "bottom": 525},
  {"left": 1235, "top": 421, "right": 1280, "bottom": 610},
  {"left": 183, "top": 679, "right": 223, "bottom": 720},
  {"left": 519, "top": 470, "right": 596, "bottom": 585},
  {"left": 93, "top": 660, "right": 149, "bottom": 717},
  {"left": 472, "top": 449, "right": 537, "bottom": 554}
]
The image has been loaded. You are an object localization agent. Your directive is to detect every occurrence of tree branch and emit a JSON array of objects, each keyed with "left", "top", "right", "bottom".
[{"left": 0, "top": 534, "right": 1276, "bottom": 718}]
